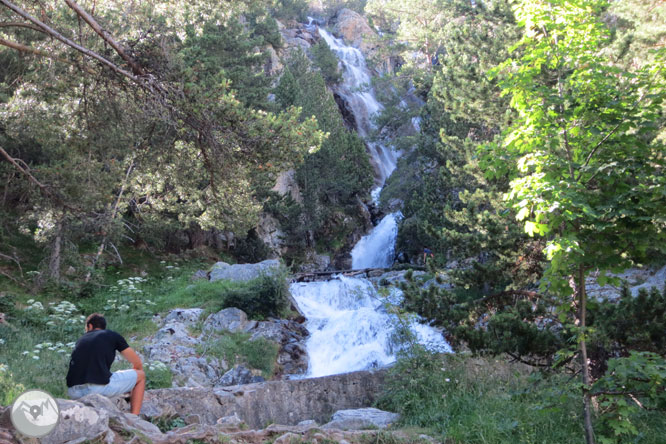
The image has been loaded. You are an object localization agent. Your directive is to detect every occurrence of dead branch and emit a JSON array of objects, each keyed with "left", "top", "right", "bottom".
[
  {"left": 0, "top": 251, "right": 22, "bottom": 276},
  {"left": 0, "top": 144, "right": 48, "bottom": 190},
  {"left": 0, "top": 36, "right": 97, "bottom": 73},
  {"left": 0, "top": 0, "right": 140, "bottom": 83},
  {"left": 63, "top": 0, "right": 145, "bottom": 75}
]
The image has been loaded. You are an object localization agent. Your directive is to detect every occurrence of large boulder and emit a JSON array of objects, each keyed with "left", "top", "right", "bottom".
[
  {"left": 272, "top": 169, "right": 302, "bottom": 202},
  {"left": 322, "top": 408, "right": 399, "bottom": 430},
  {"left": 203, "top": 307, "right": 254, "bottom": 333},
  {"left": 330, "top": 8, "right": 377, "bottom": 53},
  {"left": 41, "top": 399, "right": 111, "bottom": 444},
  {"left": 586, "top": 264, "right": 666, "bottom": 300},
  {"left": 256, "top": 214, "right": 286, "bottom": 257},
  {"left": 144, "top": 308, "right": 226, "bottom": 388},
  {"left": 209, "top": 259, "right": 281, "bottom": 283}
]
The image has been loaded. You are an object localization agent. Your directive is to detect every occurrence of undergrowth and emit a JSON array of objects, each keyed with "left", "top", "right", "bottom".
[
  {"left": 377, "top": 348, "right": 666, "bottom": 444},
  {"left": 198, "top": 331, "right": 279, "bottom": 378}
]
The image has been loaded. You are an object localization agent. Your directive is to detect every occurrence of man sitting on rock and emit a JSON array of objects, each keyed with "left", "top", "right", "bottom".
[{"left": 66, "top": 313, "right": 146, "bottom": 415}]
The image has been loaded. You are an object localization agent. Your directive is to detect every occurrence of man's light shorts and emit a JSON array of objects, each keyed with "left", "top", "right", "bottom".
[{"left": 67, "top": 370, "right": 138, "bottom": 399}]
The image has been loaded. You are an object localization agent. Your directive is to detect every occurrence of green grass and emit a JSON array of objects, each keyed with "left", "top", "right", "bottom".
[
  {"left": 377, "top": 350, "right": 666, "bottom": 444},
  {"left": 198, "top": 331, "right": 279, "bottom": 378},
  {"left": 0, "top": 256, "right": 288, "bottom": 402}
]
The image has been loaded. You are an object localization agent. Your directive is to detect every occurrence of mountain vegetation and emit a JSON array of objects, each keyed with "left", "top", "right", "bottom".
[{"left": 1, "top": 0, "right": 665, "bottom": 443}]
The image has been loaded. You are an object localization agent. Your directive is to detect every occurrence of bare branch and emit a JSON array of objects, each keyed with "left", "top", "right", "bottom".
[
  {"left": 0, "top": 36, "right": 97, "bottom": 73},
  {"left": 63, "top": 0, "right": 145, "bottom": 76},
  {"left": 0, "top": 144, "right": 48, "bottom": 190},
  {"left": 0, "top": 21, "right": 43, "bottom": 32},
  {"left": 0, "top": 0, "right": 140, "bottom": 82}
]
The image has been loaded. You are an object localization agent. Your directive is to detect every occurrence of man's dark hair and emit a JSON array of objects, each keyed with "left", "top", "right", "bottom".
[{"left": 85, "top": 313, "right": 106, "bottom": 330}]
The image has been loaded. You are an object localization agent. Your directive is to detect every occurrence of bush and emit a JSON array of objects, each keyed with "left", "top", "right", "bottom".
[
  {"left": 378, "top": 348, "right": 666, "bottom": 443},
  {"left": 144, "top": 361, "right": 173, "bottom": 389},
  {"left": 271, "top": 0, "right": 309, "bottom": 22},
  {"left": 199, "top": 332, "right": 279, "bottom": 378},
  {"left": 311, "top": 41, "right": 342, "bottom": 84},
  {"left": 220, "top": 270, "right": 290, "bottom": 319}
]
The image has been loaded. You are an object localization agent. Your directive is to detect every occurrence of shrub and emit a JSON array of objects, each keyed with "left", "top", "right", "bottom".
[
  {"left": 220, "top": 270, "right": 290, "bottom": 319},
  {"left": 199, "top": 332, "right": 279, "bottom": 378},
  {"left": 311, "top": 41, "right": 342, "bottom": 84},
  {"left": 144, "top": 361, "right": 173, "bottom": 389}
]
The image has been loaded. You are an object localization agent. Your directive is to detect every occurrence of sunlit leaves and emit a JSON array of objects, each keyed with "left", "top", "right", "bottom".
[{"left": 487, "top": 0, "right": 666, "bottom": 291}]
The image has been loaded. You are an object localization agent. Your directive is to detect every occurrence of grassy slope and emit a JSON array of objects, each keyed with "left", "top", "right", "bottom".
[
  {"left": 378, "top": 352, "right": 666, "bottom": 444},
  {"left": 0, "top": 252, "right": 280, "bottom": 400}
]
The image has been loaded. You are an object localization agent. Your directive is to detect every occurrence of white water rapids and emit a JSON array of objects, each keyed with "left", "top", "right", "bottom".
[{"left": 290, "top": 23, "right": 452, "bottom": 378}]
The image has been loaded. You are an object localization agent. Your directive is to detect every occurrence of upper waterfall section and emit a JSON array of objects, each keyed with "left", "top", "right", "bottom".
[{"left": 312, "top": 24, "right": 398, "bottom": 189}]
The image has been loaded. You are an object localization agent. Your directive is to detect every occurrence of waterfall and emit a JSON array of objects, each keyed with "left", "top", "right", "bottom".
[
  {"left": 290, "top": 24, "right": 451, "bottom": 378},
  {"left": 318, "top": 28, "right": 398, "bottom": 190},
  {"left": 351, "top": 212, "right": 400, "bottom": 269},
  {"left": 290, "top": 276, "right": 452, "bottom": 377}
]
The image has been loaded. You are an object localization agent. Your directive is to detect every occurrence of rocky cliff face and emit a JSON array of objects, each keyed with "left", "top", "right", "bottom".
[{"left": 329, "top": 9, "right": 378, "bottom": 55}]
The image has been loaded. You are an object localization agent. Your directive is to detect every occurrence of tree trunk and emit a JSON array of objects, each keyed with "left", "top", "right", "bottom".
[
  {"left": 577, "top": 265, "right": 596, "bottom": 444},
  {"left": 47, "top": 221, "right": 63, "bottom": 282}
]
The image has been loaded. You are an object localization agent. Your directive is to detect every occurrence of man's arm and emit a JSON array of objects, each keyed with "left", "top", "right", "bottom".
[{"left": 120, "top": 347, "right": 143, "bottom": 371}]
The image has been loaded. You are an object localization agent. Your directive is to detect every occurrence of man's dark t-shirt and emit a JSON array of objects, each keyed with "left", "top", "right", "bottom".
[{"left": 66, "top": 329, "right": 129, "bottom": 387}]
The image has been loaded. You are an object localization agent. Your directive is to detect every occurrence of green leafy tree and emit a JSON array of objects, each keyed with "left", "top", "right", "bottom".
[{"left": 484, "top": 0, "right": 666, "bottom": 442}]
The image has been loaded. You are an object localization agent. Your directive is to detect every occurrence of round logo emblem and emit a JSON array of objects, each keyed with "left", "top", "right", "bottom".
[{"left": 10, "top": 389, "right": 60, "bottom": 438}]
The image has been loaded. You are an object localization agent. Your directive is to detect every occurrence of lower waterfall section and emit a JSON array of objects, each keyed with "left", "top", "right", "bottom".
[{"left": 290, "top": 275, "right": 452, "bottom": 378}]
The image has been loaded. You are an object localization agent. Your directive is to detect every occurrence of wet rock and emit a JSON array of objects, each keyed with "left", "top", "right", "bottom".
[
  {"left": 250, "top": 319, "right": 309, "bottom": 375},
  {"left": 210, "top": 259, "right": 281, "bottom": 283},
  {"left": 370, "top": 270, "right": 426, "bottom": 286},
  {"left": 322, "top": 407, "right": 399, "bottom": 430}
]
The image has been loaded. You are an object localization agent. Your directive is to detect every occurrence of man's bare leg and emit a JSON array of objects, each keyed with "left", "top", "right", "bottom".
[{"left": 130, "top": 370, "right": 146, "bottom": 415}]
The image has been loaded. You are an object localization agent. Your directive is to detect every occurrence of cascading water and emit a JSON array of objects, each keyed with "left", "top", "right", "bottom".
[
  {"left": 350, "top": 212, "right": 400, "bottom": 270},
  {"left": 290, "top": 23, "right": 452, "bottom": 378},
  {"left": 317, "top": 27, "right": 398, "bottom": 190},
  {"left": 291, "top": 276, "right": 451, "bottom": 377}
]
